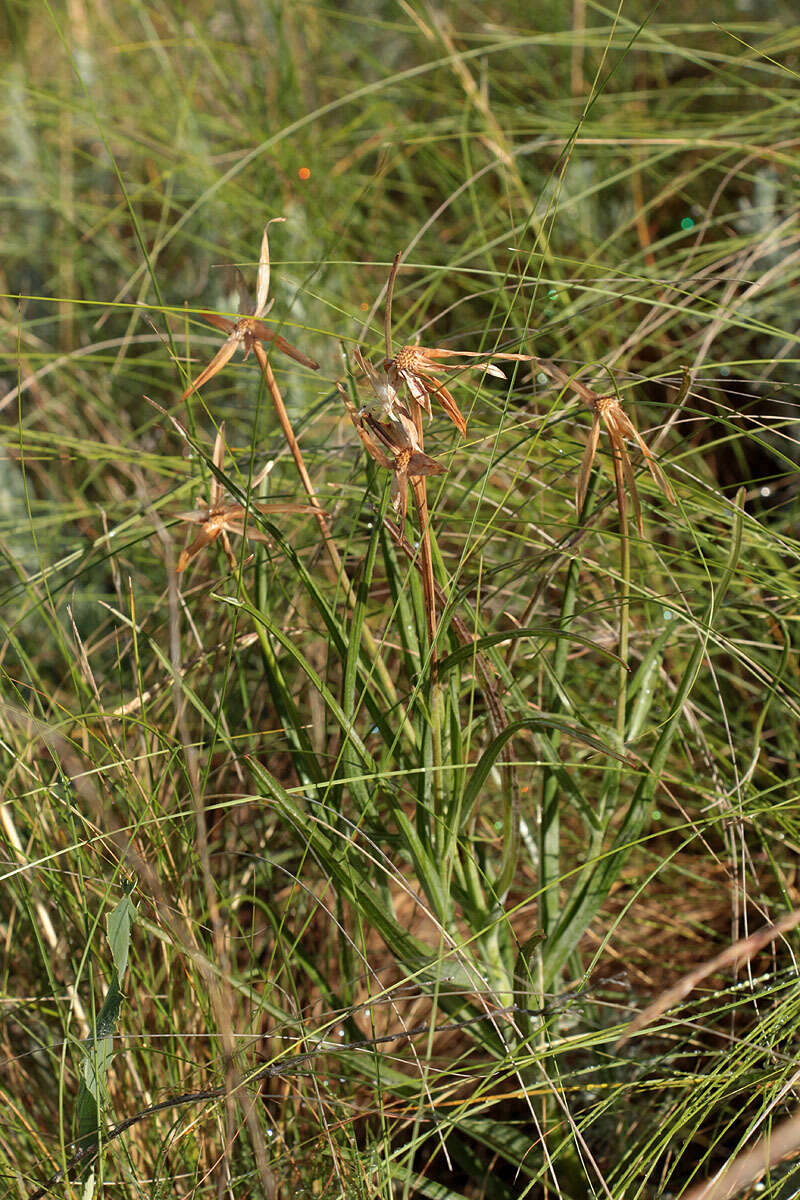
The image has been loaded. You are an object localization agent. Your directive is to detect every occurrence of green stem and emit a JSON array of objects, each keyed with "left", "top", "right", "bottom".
[
  {"left": 538, "top": 474, "right": 598, "bottom": 940},
  {"left": 430, "top": 675, "right": 445, "bottom": 856},
  {"left": 616, "top": 481, "right": 631, "bottom": 743}
]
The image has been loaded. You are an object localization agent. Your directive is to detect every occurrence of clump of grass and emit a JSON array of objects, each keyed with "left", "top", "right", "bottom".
[{"left": 3, "top": 4, "right": 800, "bottom": 1200}]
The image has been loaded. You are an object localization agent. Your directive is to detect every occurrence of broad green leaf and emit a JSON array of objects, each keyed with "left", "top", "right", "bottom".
[
  {"left": 76, "top": 974, "right": 123, "bottom": 1153},
  {"left": 106, "top": 887, "right": 136, "bottom": 980}
]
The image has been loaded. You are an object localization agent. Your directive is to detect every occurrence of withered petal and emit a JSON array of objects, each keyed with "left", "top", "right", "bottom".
[
  {"left": 250, "top": 321, "right": 319, "bottom": 369},
  {"left": 576, "top": 415, "right": 602, "bottom": 517},
  {"left": 177, "top": 525, "right": 220, "bottom": 571},
  {"left": 199, "top": 312, "right": 237, "bottom": 334},
  {"left": 424, "top": 375, "right": 466, "bottom": 435},
  {"left": 181, "top": 335, "right": 240, "bottom": 400},
  {"left": 255, "top": 217, "right": 285, "bottom": 319},
  {"left": 408, "top": 450, "right": 445, "bottom": 477}
]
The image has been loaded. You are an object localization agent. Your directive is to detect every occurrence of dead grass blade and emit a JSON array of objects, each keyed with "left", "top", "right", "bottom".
[
  {"left": 680, "top": 1102, "right": 800, "bottom": 1200},
  {"left": 618, "top": 906, "right": 800, "bottom": 1047}
]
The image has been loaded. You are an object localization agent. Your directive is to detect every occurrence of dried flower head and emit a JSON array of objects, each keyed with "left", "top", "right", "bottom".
[
  {"left": 379, "top": 253, "right": 516, "bottom": 435},
  {"left": 176, "top": 423, "right": 315, "bottom": 572},
  {"left": 352, "top": 346, "right": 402, "bottom": 421},
  {"left": 338, "top": 363, "right": 444, "bottom": 531},
  {"left": 577, "top": 392, "right": 675, "bottom": 534},
  {"left": 181, "top": 219, "right": 318, "bottom": 401},
  {"left": 386, "top": 344, "right": 506, "bottom": 436}
]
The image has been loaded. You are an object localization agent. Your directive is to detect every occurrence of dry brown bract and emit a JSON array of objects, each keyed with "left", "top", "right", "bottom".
[
  {"left": 181, "top": 219, "right": 318, "bottom": 401},
  {"left": 577, "top": 392, "right": 675, "bottom": 534},
  {"left": 338, "top": 353, "right": 444, "bottom": 530},
  {"left": 176, "top": 423, "right": 314, "bottom": 572},
  {"left": 379, "top": 252, "right": 514, "bottom": 437},
  {"left": 386, "top": 345, "right": 507, "bottom": 437}
]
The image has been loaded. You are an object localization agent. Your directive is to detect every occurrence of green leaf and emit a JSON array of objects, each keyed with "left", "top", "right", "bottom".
[
  {"left": 458, "top": 716, "right": 627, "bottom": 832},
  {"left": 437, "top": 623, "right": 622, "bottom": 679},
  {"left": 76, "top": 973, "right": 123, "bottom": 1153},
  {"left": 217, "top": 591, "right": 376, "bottom": 810},
  {"left": 81, "top": 1035, "right": 115, "bottom": 1103},
  {"left": 106, "top": 886, "right": 136, "bottom": 981}
]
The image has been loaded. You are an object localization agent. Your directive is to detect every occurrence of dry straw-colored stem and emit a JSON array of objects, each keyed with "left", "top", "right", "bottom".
[
  {"left": 619, "top": 906, "right": 800, "bottom": 1047},
  {"left": 255, "top": 349, "right": 337, "bottom": 560},
  {"left": 680, "top": 1093, "right": 800, "bottom": 1200},
  {"left": 385, "top": 251, "right": 401, "bottom": 361}
]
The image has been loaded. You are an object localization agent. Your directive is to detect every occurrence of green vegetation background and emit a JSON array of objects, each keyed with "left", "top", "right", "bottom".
[{"left": 2, "top": 2, "right": 800, "bottom": 1198}]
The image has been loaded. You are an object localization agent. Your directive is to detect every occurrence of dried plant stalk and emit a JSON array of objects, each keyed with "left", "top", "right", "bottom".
[{"left": 618, "top": 907, "right": 800, "bottom": 1047}]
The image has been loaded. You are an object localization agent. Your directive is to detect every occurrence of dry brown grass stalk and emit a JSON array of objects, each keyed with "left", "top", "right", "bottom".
[
  {"left": 680, "top": 1101, "right": 800, "bottom": 1200},
  {"left": 618, "top": 906, "right": 800, "bottom": 1047}
]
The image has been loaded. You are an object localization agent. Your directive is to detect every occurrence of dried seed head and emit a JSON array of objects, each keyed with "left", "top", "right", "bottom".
[
  {"left": 392, "top": 345, "right": 422, "bottom": 374},
  {"left": 577, "top": 392, "right": 675, "bottom": 533},
  {"left": 175, "top": 423, "right": 316, "bottom": 572},
  {"left": 338, "top": 371, "right": 444, "bottom": 532},
  {"left": 180, "top": 220, "right": 318, "bottom": 400}
]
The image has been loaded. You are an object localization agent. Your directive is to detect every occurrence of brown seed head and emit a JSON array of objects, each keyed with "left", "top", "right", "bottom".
[
  {"left": 392, "top": 345, "right": 422, "bottom": 374},
  {"left": 594, "top": 395, "right": 618, "bottom": 418}
]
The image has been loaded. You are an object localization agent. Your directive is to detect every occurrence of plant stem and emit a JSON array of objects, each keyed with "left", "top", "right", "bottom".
[
  {"left": 537, "top": 474, "right": 597, "bottom": 939},
  {"left": 256, "top": 348, "right": 409, "bottom": 725},
  {"left": 615, "top": 456, "right": 631, "bottom": 743},
  {"left": 409, "top": 400, "right": 445, "bottom": 847}
]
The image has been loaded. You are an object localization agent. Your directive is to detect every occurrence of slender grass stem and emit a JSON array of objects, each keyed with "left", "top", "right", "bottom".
[
  {"left": 614, "top": 455, "right": 631, "bottom": 743},
  {"left": 257, "top": 348, "right": 410, "bottom": 728}
]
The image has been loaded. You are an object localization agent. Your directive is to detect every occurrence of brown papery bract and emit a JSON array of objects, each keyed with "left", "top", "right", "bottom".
[
  {"left": 180, "top": 219, "right": 318, "bottom": 401},
  {"left": 175, "top": 423, "right": 316, "bottom": 572}
]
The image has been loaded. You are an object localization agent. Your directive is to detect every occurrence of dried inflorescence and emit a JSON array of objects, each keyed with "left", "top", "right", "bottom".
[
  {"left": 338, "top": 349, "right": 443, "bottom": 531},
  {"left": 173, "top": 229, "right": 677, "bottom": 581},
  {"left": 376, "top": 251, "right": 521, "bottom": 436},
  {"left": 385, "top": 344, "right": 506, "bottom": 436},
  {"left": 577, "top": 391, "right": 676, "bottom": 535},
  {"left": 181, "top": 219, "right": 318, "bottom": 402},
  {"left": 176, "top": 423, "right": 314, "bottom": 572}
]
